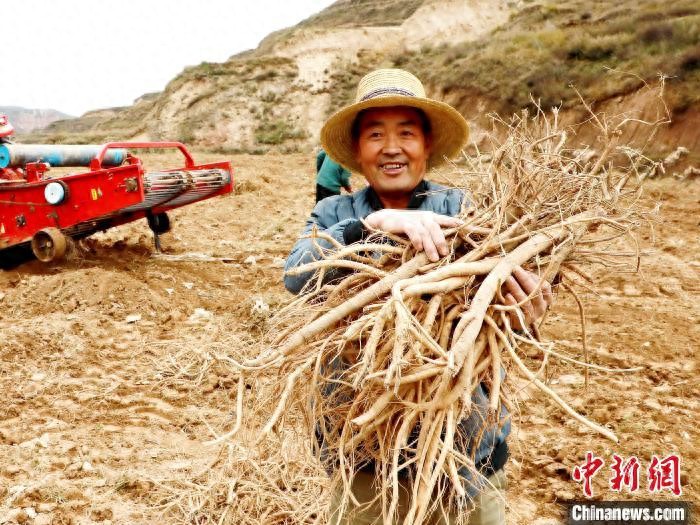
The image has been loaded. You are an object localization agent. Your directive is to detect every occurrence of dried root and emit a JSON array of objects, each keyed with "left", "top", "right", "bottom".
[{"left": 225, "top": 103, "right": 659, "bottom": 525}]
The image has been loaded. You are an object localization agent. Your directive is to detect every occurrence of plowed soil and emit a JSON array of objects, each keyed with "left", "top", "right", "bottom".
[{"left": 0, "top": 152, "right": 698, "bottom": 524}]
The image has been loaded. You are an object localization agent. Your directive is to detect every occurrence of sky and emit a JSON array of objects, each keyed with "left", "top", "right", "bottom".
[{"left": 3, "top": 0, "right": 336, "bottom": 116}]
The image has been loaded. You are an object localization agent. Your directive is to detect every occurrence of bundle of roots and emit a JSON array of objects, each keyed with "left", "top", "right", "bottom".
[{"left": 225, "top": 105, "right": 659, "bottom": 524}]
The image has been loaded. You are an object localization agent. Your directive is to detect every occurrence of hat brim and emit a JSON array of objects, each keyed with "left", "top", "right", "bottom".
[{"left": 320, "top": 95, "right": 469, "bottom": 174}]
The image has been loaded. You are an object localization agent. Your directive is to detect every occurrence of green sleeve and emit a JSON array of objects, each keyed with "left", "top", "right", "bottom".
[
  {"left": 340, "top": 168, "right": 352, "bottom": 187},
  {"left": 317, "top": 156, "right": 343, "bottom": 192},
  {"left": 316, "top": 150, "right": 327, "bottom": 173}
]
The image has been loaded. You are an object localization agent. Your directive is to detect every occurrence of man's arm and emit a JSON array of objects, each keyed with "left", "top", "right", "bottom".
[
  {"left": 364, "top": 209, "right": 462, "bottom": 262},
  {"left": 284, "top": 199, "right": 357, "bottom": 294}
]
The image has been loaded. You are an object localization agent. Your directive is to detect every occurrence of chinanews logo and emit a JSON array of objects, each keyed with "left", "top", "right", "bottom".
[
  {"left": 571, "top": 452, "right": 682, "bottom": 498},
  {"left": 566, "top": 502, "right": 691, "bottom": 524}
]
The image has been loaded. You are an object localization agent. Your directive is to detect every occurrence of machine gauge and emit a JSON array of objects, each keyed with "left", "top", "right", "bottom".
[{"left": 44, "top": 181, "right": 68, "bottom": 205}]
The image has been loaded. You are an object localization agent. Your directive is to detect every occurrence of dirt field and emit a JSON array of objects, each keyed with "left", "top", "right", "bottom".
[{"left": 0, "top": 152, "right": 697, "bottom": 524}]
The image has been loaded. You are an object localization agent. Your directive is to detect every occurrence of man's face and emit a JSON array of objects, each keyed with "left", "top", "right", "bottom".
[{"left": 354, "top": 106, "right": 431, "bottom": 202}]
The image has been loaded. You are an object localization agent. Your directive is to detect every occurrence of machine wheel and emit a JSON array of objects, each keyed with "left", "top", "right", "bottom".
[
  {"left": 147, "top": 212, "right": 171, "bottom": 234},
  {"left": 31, "top": 228, "right": 68, "bottom": 263}
]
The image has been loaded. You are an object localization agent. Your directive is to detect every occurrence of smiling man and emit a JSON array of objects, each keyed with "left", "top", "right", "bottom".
[
  {"left": 284, "top": 70, "right": 469, "bottom": 293},
  {"left": 284, "top": 69, "right": 551, "bottom": 524}
]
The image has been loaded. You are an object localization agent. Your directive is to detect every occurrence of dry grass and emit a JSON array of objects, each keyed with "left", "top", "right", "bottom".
[{"left": 151, "top": 438, "right": 328, "bottom": 525}]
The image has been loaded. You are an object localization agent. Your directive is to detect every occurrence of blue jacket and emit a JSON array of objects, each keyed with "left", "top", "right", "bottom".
[{"left": 284, "top": 180, "right": 510, "bottom": 491}]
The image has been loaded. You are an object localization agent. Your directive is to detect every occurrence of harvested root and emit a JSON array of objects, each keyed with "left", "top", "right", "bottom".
[{"left": 229, "top": 104, "right": 658, "bottom": 525}]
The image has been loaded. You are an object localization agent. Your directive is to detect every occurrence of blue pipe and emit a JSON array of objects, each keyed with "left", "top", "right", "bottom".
[{"left": 0, "top": 144, "right": 127, "bottom": 169}]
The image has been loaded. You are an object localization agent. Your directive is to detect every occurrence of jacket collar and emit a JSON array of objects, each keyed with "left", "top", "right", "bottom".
[{"left": 365, "top": 180, "right": 429, "bottom": 211}]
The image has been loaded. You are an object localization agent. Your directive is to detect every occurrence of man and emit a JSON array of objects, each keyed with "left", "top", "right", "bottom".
[
  {"left": 315, "top": 148, "right": 353, "bottom": 203},
  {"left": 285, "top": 69, "right": 552, "bottom": 524}
]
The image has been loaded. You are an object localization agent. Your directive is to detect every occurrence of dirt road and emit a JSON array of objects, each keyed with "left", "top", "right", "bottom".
[{"left": 0, "top": 153, "right": 697, "bottom": 524}]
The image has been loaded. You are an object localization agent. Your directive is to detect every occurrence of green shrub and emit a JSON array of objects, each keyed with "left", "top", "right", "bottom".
[
  {"left": 252, "top": 70, "right": 278, "bottom": 82},
  {"left": 185, "top": 89, "right": 216, "bottom": 110},
  {"left": 254, "top": 120, "right": 306, "bottom": 145},
  {"left": 176, "top": 122, "right": 196, "bottom": 144},
  {"left": 639, "top": 23, "right": 675, "bottom": 43},
  {"left": 568, "top": 45, "right": 612, "bottom": 61},
  {"left": 679, "top": 45, "right": 700, "bottom": 71},
  {"left": 260, "top": 91, "right": 279, "bottom": 103}
]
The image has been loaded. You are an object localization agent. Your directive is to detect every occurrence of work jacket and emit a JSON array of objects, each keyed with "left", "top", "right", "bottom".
[{"left": 316, "top": 150, "right": 352, "bottom": 193}]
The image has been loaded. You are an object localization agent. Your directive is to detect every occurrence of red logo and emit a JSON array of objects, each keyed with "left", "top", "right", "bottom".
[
  {"left": 610, "top": 454, "right": 641, "bottom": 493},
  {"left": 572, "top": 452, "right": 683, "bottom": 498},
  {"left": 572, "top": 452, "right": 605, "bottom": 497},
  {"left": 648, "top": 454, "right": 682, "bottom": 496}
]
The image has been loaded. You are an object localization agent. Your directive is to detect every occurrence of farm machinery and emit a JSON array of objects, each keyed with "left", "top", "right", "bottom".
[{"left": 0, "top": 118, "right": 233, "bottom": 266}]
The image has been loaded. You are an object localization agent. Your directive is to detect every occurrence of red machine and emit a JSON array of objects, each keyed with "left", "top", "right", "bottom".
[{"left": 0, "top": 136, "right": 233, "bottom": 265}]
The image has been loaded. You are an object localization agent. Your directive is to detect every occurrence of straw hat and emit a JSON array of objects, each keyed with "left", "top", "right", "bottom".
[{"left": 320, "top": 68, "right": 469, "bottom": 173}]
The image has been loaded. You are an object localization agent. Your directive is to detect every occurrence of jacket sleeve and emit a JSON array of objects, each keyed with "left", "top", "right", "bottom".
[
  {"left": 339, "top": 168, "right": 352, "bottom": 188},
  {"left": 284, "top": 197, "right": 357, "bottom": 295},
  {"left": 315, "top": 150, "right": 326, "bottom": 174}
]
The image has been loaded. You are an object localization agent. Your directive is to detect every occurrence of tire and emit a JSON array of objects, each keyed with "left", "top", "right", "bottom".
[{"left": 30, "top": 228, "right": 68, "bottom": 263}]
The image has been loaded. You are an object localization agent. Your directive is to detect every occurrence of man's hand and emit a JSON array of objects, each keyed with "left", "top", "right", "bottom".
[
  {"left": 502, "top": 266, "right": 554, "bottom": 330},
  {"left": 364, "top": 210, "right": 462, "bottom": 262}
]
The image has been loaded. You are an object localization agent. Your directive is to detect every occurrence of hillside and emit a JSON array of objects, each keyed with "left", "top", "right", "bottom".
[
  {"left": 23, "top": 0, "right": 700, "bottom": 162},
  {"left": 0, "top": 106, "right": 73, "bottom": 134}
]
